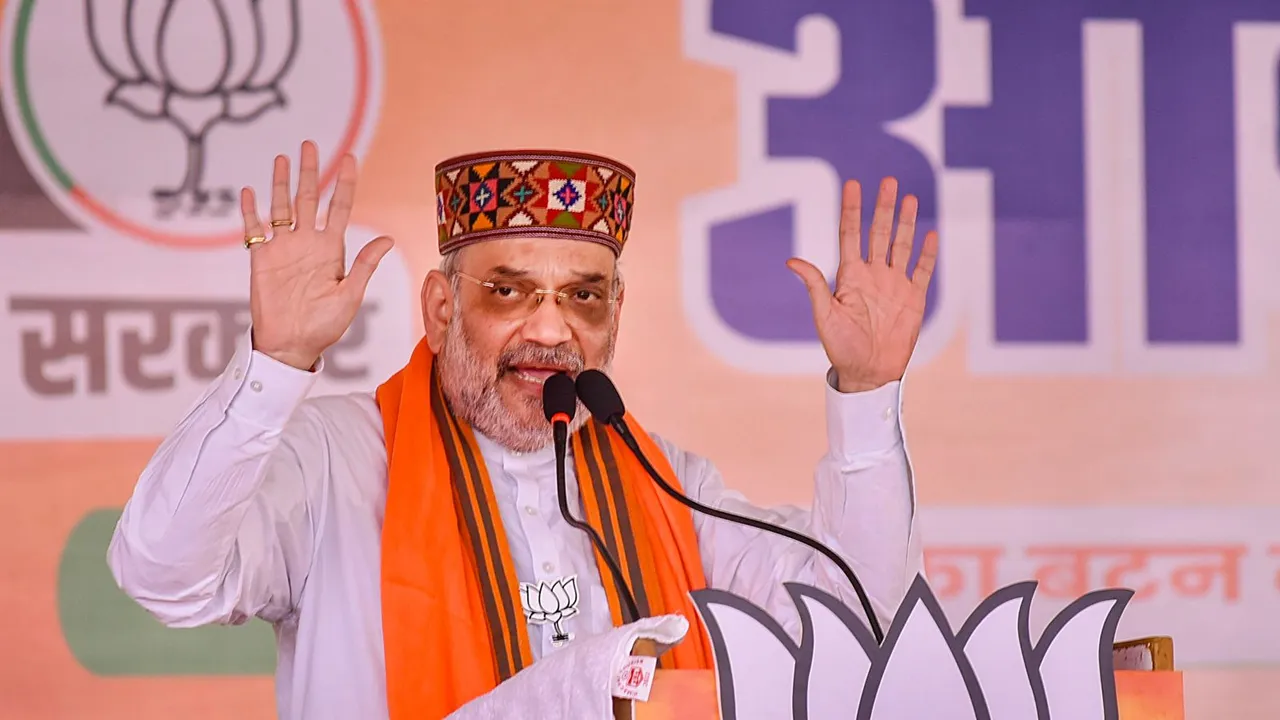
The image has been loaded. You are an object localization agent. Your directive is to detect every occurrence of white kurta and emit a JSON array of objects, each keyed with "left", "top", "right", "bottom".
[{"left": 107, "top": 332, "right": 922, "bottom": 719}]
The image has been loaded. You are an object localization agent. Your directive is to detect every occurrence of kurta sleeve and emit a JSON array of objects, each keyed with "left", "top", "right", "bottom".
[
  {"left": 107, "top": 331, "right": 331, "bottom": 626},
  {"left": 663, "top": 372, "right": 922, "bottom": 635}
]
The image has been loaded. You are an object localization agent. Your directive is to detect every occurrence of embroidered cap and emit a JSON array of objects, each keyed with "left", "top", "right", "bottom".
[{"left": 434, "top": 149, "right": 636, "bottom": 256}]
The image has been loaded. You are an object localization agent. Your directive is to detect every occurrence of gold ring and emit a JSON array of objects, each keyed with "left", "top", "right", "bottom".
[
  {"left": 244, "top": 234, "right": 270, "bottom": 249},
  {"left": 269, "top": 219, "right": 292, "bottom": 228}
]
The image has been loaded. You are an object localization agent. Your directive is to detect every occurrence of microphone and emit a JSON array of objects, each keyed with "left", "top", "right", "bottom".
[
  {"left": 542, "top": 373, "right": 641, "bottom": 624},
  {"left": 574, "top": 369, "right": 887, "bottom": 644}
]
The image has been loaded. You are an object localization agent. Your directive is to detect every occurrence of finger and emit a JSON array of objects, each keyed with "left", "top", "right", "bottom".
[
  {"left": 867, "top": 177, "right": 898, "bottom": 265},
  {"left": 786, "top": 258, "right": 832, "bottom": 317},
  {"left": 241, "top": 187, "right": 268, "bottom": 249},
  {"left": 342, "top": 236, "right": 395, "bottom": 298},
  {"left": 269, "top": 154, "right": 292, "bottom": 225},
  {"left": 911, "top": 230, "right": 940, "bottom": 291},
  {"left": 324, "top": 154, "right": 358, "bottom": 232},
  {"left": 889, "top": 194, "right": 918, "bottom": 270},
  {"left": 837, "top": 179, "right": 863, "bottom": 267},
  {"left": 295, "top": 140, "right": 321, "bottom": 229}
]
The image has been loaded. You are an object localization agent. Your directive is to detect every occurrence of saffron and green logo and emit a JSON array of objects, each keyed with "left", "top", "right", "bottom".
[{"left": 1, "top": 0, "right": 380, "bottom": 248}]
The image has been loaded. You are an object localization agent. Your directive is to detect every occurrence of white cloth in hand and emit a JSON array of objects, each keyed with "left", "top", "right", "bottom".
[{"left": 445, "top": 614, "right": 691, "bottom": 720}]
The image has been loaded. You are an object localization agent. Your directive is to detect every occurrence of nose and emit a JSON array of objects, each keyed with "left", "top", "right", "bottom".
[{"left": 520, "top": 296, "right": 574, "bottom": 347}]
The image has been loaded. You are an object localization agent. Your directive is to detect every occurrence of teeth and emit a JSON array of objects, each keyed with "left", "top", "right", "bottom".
[{"left": 512, "top": 370, "right": 550, "bottom": 384}]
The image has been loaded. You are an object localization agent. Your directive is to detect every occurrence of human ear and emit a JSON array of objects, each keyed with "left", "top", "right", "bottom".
[{"left": 421, "top": 270, "right": 454, "bottom": 353}]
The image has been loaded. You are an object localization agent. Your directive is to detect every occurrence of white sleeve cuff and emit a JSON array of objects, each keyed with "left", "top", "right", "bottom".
[
  {"left": 213, "top": 331, "right": 321, "bottom": 430},
  {"left": 824, "top": 368, "right": 904, "bottom": 459}
]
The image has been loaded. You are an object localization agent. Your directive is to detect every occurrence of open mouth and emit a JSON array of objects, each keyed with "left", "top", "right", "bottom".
[{"left": 505, "top": 365, "right": 571, "bottom": 385}]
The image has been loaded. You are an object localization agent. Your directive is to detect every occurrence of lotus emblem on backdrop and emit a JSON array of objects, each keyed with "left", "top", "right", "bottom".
[
  {"left": 85, "top": 0, "right": 301, "bottom": 217},
  {"left": 1, "top": 0, "right": 380, "bottom": 247}
]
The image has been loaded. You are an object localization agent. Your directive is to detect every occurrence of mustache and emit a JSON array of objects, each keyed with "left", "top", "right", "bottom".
[{"left": 497, "top": 343, "right": 585, "bottom": 375}]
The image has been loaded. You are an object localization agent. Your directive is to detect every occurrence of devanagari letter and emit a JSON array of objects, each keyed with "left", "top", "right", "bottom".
[
  {"left": 11, "top": 296, "right": 109, "bottom": 395},
  {"left": 1096, "top": 547, "right": 1158, "bottom": 600},
  {"left": 922, "top": 546, "right": 1003, "bottom": 601},
  {"left": 1025, "top": 546, "right": 1094, "bottom": 599},
  {"left": 119, "top": 301, "right": 177, "bottom": 390},
  {"left": 1167, "top": 546, "right": 1245, "bottom": 602}
]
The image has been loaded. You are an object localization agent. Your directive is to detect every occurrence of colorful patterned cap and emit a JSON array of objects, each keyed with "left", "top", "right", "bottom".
[{"left": 434, "top": 150, "right": 636, "bottom": 256}]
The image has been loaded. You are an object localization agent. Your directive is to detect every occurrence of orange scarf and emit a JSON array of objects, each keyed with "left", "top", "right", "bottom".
[{"left": 375, "top": 339, "right": 714, "bottom": 718}]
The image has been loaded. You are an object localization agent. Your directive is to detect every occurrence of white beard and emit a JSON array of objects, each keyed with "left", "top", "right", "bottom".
[{"left": 436, "top": 308, "right": 615, "bottom": 453}]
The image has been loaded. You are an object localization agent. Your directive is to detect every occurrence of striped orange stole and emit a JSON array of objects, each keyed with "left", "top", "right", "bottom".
[{"left": 375, "top": 339, "right": 714, "bottom": 719}]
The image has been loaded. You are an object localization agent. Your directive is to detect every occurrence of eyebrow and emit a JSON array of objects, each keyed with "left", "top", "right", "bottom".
[
  {"left": 486, "top": 265, "right": 531, "bottom": 279},
  {"left": 484, "top": 265, "right": 609, "bottom": 285},
  {"left": 571, "top": 271, "right": 608, "bottom": 285}
]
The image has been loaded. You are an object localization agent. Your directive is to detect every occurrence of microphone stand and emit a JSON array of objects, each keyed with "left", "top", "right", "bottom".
[
  {"left": 604, "top": 415, "right": 887, "bottom": 644},
  {"left": 550, "top": 415, "right": 642, "bottom": 624}
]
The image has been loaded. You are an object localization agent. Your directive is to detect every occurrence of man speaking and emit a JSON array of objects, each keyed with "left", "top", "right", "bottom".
[{"left": 108, "top": 142, "right": 938, "bottom": 718}]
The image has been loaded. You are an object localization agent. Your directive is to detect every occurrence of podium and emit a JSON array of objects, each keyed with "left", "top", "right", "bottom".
[
  {"left": 605, "top": 577, "right": 1184, "bottom": 719},
  {"left": 618, "top": 636, "right": 1185, "bottom": 719}
]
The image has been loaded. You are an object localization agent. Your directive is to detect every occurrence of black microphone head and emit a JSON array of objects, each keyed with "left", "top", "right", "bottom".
[
  {"left": 575, "top": 369, "right": 625, "bottom": 423},
  {"left": 542, "top": 372, "right": 577, "bottom": 424}
]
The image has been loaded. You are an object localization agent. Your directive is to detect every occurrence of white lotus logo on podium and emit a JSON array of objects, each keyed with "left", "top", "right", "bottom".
[
  {"left": 86, "top": 0, "right": 301, "bottom": 216},
  {"left": 692, "top": 575, "right": 1133, "bottom": 720}
]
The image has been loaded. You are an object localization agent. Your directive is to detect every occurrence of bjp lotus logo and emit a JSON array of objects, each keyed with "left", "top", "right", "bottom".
[
  {"left": 85, "top": 0, "right": 301, "bottom": 217},
  {"left": 0, "top": 0, "right": 381, "bottom": 247},
  {"left": 692, "top": 576, "right": 1133, "bottom": 719},
  {"left": 521, "top": 576, "right": 581, "bottom": 647}
]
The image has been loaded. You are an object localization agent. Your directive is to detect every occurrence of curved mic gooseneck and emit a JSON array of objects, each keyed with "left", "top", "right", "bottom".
[
  {"left": 573, "top": 369, "right": 887, "bottom": 644},
  {"left": 542, "top": 373, "right": 641, "bottom": 624}
]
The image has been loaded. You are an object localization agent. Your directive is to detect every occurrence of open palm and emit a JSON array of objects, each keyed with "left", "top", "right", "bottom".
[
  {"left": 787, "top": 178, "right": 938, "bottom": 393},
  {"left": 241, "top": 141, "right": 394, "bottom": 371}
]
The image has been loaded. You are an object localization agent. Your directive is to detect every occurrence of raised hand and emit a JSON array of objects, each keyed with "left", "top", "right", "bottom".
[
  {"left": 787, "top": 178, "right": 939, "bottom": 393},
  {"left": 241, "top": 140, "right": 394, "bottom": 371}
]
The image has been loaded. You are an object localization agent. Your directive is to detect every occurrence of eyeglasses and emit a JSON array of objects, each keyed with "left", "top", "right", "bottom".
[{"left": 453, "top": 271, "right": 616, "bottom": 327}]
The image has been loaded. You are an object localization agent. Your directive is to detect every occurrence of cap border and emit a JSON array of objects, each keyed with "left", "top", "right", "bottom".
[
  {"left": 438, "top": 225, "right": 623, "bottom": 256},
  {"left": 433, "top": 149, "right": 635, "bottom": 179}
]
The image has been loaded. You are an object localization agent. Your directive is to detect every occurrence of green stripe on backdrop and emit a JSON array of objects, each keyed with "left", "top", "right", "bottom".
[{"left": 58, "top": 509, "right": 275, "bottom": 675}]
